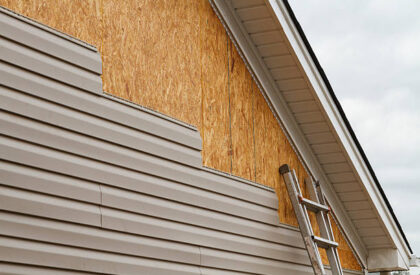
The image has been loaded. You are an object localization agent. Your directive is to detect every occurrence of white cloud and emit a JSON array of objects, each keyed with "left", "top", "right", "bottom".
[{"left": 342, "top": 90, "right": 420, "bottom": 161}]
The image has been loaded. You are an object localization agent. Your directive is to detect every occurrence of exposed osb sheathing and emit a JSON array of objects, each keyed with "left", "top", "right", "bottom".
[
  {"left": 200, "top": 0, "right": 231, "bottom": 173},
  {"left": 315, "top": 214, "right": 361, "bottom": 270},
  {"left": 254, "top": 82, "right": 309, "bottom": 227},
  {"left": 1, "top": 0, "right": 361, "bottom": 270},
  {"left": 331, "top": 216, "right": 362, "bottom": 270},
  {"left": 254, "top": 83, "right": 285, "bottom": 200},
  {"left": 229, "top": 41, "right": 255, "bottom": 181},
  {"left": 101, "top": 0, "right": 202, "bottom": 127}
]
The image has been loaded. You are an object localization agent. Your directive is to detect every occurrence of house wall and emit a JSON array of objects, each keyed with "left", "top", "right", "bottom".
[{"left": 0, "top": 0, "right": 360, "bottom": 271}]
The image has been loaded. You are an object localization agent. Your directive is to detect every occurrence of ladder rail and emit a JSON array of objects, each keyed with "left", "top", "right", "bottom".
[
  {"left": 306, "top": 178, "right": 343, "bottom": 275},
  {"left": 280, "top": 164, "right": 344, "bottom": 275},
  {"left": 280, "top": 165, "right": 326, "bottom": 275}
]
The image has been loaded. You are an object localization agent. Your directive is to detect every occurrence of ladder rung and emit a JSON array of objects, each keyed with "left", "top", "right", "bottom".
[
  {"left": 312, "top": 235, "right": 338, "bottom": 249},
  {"left": 298, "top": 195, "right": 329, "bottom": 213}
]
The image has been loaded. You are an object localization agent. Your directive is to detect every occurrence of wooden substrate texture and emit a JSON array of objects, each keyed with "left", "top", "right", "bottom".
[{"left": 1, "top": 0, "right": 361, "bottom": 271}]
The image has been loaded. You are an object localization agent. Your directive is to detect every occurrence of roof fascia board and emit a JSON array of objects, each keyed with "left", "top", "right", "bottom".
[
  {"left": 268, "top": 0, "right": 411, "bottom": 266},
  {"left": 209, "top": 0, "right": 367, "bottom": 267}
]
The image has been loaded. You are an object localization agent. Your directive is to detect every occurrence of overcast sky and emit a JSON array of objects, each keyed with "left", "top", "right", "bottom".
[{"left": 288, "top": 0, "right": 420, "bottom": 256}]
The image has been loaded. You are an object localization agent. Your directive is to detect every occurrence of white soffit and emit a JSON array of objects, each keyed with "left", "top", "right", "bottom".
[{"left": 209, "top": 0, "right": 412, "bottom": 270}]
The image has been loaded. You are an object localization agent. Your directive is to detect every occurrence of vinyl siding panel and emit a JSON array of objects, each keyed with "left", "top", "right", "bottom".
[
  {"left": 0, "top": 37, "right": 101, "bottom": 93},
  {"left": 0, "top": 7, "right": 363, "bottom": 274},
  {"left": 0, "top": 62, "right": 201, "bottom": 151},
  {"left": 0, "top": 8, "right": 101, "bottom": 73},
  {"left": 0, "top": 236, "right": 201, "bottom": 275},
  {"left": 0, "top": 262, "right": 101, "bottom": 275}
]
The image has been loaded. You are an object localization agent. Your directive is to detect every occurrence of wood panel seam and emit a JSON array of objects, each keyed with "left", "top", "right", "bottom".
[
  {"left": 227, "top": 32, "right": 233, "bottom": 174},
  {"left": 252, "top": 81, "right": 257, "bottom": 182}
]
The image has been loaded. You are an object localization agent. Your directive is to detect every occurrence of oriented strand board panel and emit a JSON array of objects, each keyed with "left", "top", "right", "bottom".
[
  {"left": 101, "top": 0, "right": 202, "bottom": 127},
  {"left": 254, "top": 82, "right": 299, "bottom": 225},
  {"left": 331, "top": 217, "right": 362, "bottom": 270},
  {"left": 229, "top": 40, "right": 255, "bottom": 180},
  {"left": 254, "top": 82, "right": 313, "bottom": 227},
  {"left": 199, "top": 0, "right": 231, "bottom": 173},
  {"left": 0, "top": 0, "right": 101, "bottom": 46},
  {"left": 254, "top": 82, "right": 278, "bottom": 189}
]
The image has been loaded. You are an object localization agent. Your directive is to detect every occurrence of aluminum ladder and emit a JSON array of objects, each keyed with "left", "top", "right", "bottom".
[{"left": 279, "top": 164, "right": 343, "bottom": 275}]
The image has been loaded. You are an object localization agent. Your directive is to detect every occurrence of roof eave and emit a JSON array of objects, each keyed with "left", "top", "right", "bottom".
[{"left": 276, "top": 0, "right": 412, "bottom": 259}]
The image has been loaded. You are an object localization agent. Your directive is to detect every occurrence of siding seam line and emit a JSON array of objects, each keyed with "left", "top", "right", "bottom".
[
  {"left": 199, "top": 246, "right": 203, "bottom": 275},
  {"left": 99, "top": 183, "right": 103, "bottom": 227},
  {"left": 200, "top": 3, "right": 204, "bottom": 167},
  {"left": 251, "top": 78, "right": 257, "bottom": 182}
]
